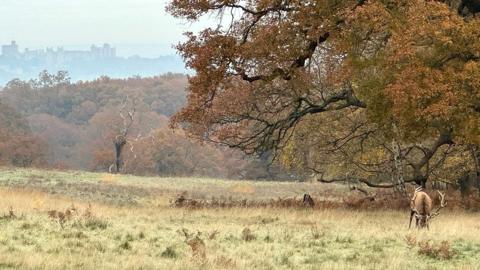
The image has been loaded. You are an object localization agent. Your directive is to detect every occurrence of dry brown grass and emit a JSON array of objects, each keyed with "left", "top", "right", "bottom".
[
  {"left": 404, "top": 233, "right": 417, "bottom": 248},
  {"left": 0, "top": 168, "right": 479, "bottom": 270},
  {"left": 417, "top": 240, "right": 457, "bottom": 260},
  {"left": 169, "top": 190, "right": 413, "bottom": 210}
]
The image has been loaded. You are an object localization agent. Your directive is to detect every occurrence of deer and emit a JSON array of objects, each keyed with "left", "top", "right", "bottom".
[
  {"left": 409, "top": 187, "right": 447, "bottom": 229},
  {"left": 302, "top": 193, "right": 315, "bottom": 208}
]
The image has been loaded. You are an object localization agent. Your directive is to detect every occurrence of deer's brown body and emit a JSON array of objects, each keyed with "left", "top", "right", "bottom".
[
  {"left": 409, "top": 189, "right": 446, "bottom": 229},
  {"left": 409, "top": 191, "right": 432, "bottom": 228},
  {"left": 303, "top": 193, "right": 315, "bottom": 208}
]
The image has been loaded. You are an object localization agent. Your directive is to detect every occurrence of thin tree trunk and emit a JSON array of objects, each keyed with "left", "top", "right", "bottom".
[
  {"left": 470, "top": 145, "right": 480, "bottom": 195},
  {"left": 114, "top": 136, "right": 126, "bottom": 173}
]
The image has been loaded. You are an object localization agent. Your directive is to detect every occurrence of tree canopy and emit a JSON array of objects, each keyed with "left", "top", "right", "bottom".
[{"left": 168, "top": 0, "right": 480, "bottom": 188}]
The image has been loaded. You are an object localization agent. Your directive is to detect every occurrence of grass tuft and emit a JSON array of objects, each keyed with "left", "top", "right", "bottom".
[
  {"left": 84, "top": 217, "right": 109, "bottom": 230},
  {"left": 241, "top": 227, "right": 256, "bottom": 242},
  {"left": 119, "top": 240, "right": 132, "bottom": 250}
]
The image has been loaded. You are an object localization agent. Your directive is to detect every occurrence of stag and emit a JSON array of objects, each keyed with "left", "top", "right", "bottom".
[{"left": 409, "top": 187, "right": 447, "bottom": 229}]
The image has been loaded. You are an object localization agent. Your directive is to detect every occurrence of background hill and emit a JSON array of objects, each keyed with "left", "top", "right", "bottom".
[{"left": 0, "top": 72, "right": 288, "bottom": 180}]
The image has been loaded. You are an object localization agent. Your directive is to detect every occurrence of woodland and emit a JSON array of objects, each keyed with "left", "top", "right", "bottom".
[
  {"left": 166, "top": 0, "right": 480, "bottom": 194},
  {"left": 0, "top": 72, "right": 284, "bottom": 179}
]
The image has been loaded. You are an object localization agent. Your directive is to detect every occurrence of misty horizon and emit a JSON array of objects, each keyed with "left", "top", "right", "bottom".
[
  {"left": 0, "top": 40, "right": 188, "bottom": 86},
  {"left": 0, "top": 40, "right": 180, "bottom": 58},
  {"left": 0, "top": 0, "right": 209, "bottom": 58},
  {"left": 0, "top": 0, "right": 209, "bottom": 85}
]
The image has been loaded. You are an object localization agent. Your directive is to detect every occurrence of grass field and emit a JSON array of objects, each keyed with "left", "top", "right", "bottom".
[{"left": 0, "top": 168, "right": 479, "bottom": 270}]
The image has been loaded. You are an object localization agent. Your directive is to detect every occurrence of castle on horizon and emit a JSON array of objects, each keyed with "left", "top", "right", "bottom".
[
  {"left": 1, "top": 41, "right": 116, "bottom": 63},
  {"left": 0, "top": 41, "right": 185, "bottom": 86}
]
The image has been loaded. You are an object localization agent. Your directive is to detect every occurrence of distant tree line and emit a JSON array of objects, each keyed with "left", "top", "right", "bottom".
[{"left": 0, "top": 71, "right": 288, "bottom": 180}]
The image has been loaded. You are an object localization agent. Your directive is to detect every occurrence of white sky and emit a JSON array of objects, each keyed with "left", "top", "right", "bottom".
[{"left": 0, "top": 0, "right": 209, "bottom": 57}]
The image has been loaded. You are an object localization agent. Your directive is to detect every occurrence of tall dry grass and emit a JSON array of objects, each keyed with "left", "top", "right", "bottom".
[{"left": 0, "top": 168, "right": 479, "bottom": 269}]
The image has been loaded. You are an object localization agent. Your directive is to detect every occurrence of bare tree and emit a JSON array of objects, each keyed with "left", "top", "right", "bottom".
[{"left": 109, "top": 98, "right": 136, "bottom": 173}]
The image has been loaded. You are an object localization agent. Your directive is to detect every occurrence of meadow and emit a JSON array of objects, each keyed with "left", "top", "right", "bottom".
[{"left": 0, "top": 168, "right": 479, "bottom": 270}]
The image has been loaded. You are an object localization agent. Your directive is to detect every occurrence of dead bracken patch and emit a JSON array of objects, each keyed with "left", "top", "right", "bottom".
[
  {"left": 404, "top": 234, "right": 417, "bottom": 248},
  {"left": 170, "top": 193, "right": 338, "bottom": 209},
  {"left": 169, "top": 191, "right": 433, "bottom": 211},
  {"left": 47, "top": 204, "right": 78, "bottom": 228},
  {"left": 179, "top": 228, "right": 207, "bottom": 261},
  {"left": 1, "top": 206, "right": 18, "bottom": 220},
  {"left": 8, "top": 206, "right": 16, "bottom": 219},
  {"left": 47, "top": 203, "right": 108, "bottom": 230},
  {"left": 161, "top": 246, "right": 178, "bottom": 259},
  {"left": 311, "top": 225, "right": 325, "bottom": 240},
  {"left": 187, "top": 235, "right": 206, "bottom": 261},
  {"left": 208, "top": 230, "right": 219, "bottom": 240},
  {"left": 417, "top": 240, "right": 457, "bottom": 260},
  {"left": 213, "top": 255, "right": 236, "bottom": 268}
]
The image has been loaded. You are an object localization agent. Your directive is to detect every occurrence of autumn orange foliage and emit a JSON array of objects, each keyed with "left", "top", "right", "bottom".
[{"left": 168, "top": 0, "right": 480, "bottom": 187}]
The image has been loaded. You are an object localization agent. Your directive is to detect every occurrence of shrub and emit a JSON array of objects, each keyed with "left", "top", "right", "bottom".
[
  {"left": 84, "top": 217, "right": 109, "bottom": 230},
  {"left": 161, "top": 246, "right": 177, "bottom": 259},
  {"left": 20, "top": 222, "right": 34, "bottom": 230},
  {"left": 125, "top": 233, "right": 134, "bottom": 242},
  {"left": 311, "top": 225, "right": 325, "bottom": 240},
  {"left": 187, "top": 236, "right": 206, "bottom": 260},
  {"left": 242, "top": 227, "right": 256, "bottom": 242},
  {"left": 178, "top": 228, "right": 207, "bottom": 261},
  {"left": 208, "top": 230, "right": 219, "bottom": 240},
  {"left": 213, "top": 255, "right": 236, "bottom": 268},
  {"left": 119, "top": 241, "right": 131, "bottom": 250},
  {"left": 404, "top": 234, "right": 417, "bottom": 248},
  {"left": 264, "top": 235, "right": 273, "bottom": 243},
  {"left": 417, "top": 240, "right": 456, "bottom": 260}
]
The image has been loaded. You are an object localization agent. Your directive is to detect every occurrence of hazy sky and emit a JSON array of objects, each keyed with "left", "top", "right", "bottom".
[{"left": 0, "top": 0, "right": 208, "bottom": 57}]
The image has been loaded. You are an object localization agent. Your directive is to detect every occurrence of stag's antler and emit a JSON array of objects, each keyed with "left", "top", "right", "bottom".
[{"left": 430, "top": 191, "right": 447, "bottom": 219}]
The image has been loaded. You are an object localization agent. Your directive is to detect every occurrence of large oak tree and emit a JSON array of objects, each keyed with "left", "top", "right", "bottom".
[{"left": 168, "top": 0, "right": 480, "bottom": 188}]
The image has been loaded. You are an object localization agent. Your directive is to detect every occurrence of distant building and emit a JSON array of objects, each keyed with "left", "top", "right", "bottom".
[
  {"left": 23, "top": 48, "right": 45, "bottom": 60},
  {"left": 0, "top": 41, "right": 186, "bottom": 86},
  {"left": 0, "top": 41, "right": 116, "bottom": 61},
  {"left": 1, "top": 41, "right": 19, "bottom": 58},
  {"left": 90, "top": 43, "right": 116, "bottom": 58}
]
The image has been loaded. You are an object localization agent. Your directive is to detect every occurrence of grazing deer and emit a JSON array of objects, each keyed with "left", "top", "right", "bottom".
[
  {"left": 303, "top": 193, "right": 315, "bottom": 208},
  {"left": 409, "top": 187, "right": 446, "bottom": 229}
]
